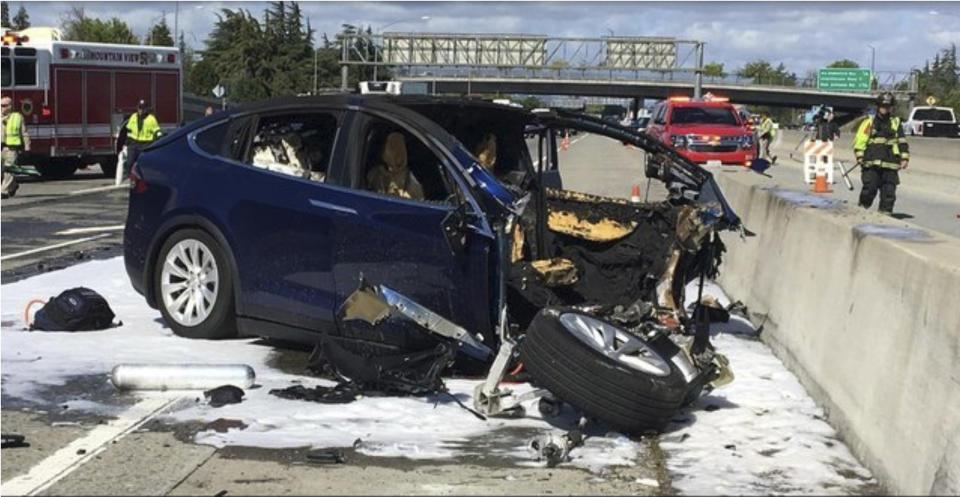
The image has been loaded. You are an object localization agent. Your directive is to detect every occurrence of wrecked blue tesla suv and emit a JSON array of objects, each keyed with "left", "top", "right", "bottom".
[{"left": 124, "top": 95, "right": 741, "bottom": 433}]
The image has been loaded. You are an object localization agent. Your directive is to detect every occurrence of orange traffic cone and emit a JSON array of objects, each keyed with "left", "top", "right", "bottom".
[
  {"left": 630, "top": 184, "right": 641, "bottom": 203},
  {"left": 812, "top": 169, "right": 832, "bottom": 194}
]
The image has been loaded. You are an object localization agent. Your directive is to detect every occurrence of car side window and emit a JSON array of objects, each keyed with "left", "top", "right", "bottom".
[
  {"left": 195, "top": 122, "right": 229, "bottom": 155},
  {"left": 354, "top": 118, "right": 455, "bottom": 204},
  {"left": 244, "top": 112, "right": 339, "bottom": 183}
]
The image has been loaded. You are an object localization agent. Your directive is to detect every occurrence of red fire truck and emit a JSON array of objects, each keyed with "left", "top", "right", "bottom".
[{"left": 1, "top": 27, "right": 181, "bottom": 179}]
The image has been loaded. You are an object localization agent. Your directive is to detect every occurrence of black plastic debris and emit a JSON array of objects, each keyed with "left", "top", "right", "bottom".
[
  {"left": 308, "top": 334, "right": 455, "bottom": 396},
  {"left": 305, "top": 447, "right": 346, "bottom": 464},
  {"left": 202, "top": 418, "right": 249, "bottom": 433},
  {"left": 31, "top": 287, "right": 116, "bottom": 331},
  {"left": 2, "top": 433, "right": 28, "bottom": 449},
  {"left": 268, "top": 383, "right": 358, "bottom": 404},
  {"left": 204, "top": 385, "right": 245, "bottom": 407}
]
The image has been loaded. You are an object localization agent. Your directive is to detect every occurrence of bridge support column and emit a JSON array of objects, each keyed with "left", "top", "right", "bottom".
[
  {"left": 694, "top": 42, "right": 705, "bottom": 99},
  {"left": 632, "top": 97, "right": 641, "bottom": 119}
]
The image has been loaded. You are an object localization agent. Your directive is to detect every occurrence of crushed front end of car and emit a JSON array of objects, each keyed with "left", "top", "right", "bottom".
[{"left": 319, "top": 101, "right": 742, "bottom": 434}]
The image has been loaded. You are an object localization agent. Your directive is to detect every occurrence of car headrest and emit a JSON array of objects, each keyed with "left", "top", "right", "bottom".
[{"left": 381, "top": 132, "right": 408, "bottom": 173}]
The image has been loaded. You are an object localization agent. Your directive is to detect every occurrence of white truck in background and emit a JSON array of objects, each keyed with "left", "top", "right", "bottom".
[{"left": 903, "top": 106, "right": 960, "bottom": 138}]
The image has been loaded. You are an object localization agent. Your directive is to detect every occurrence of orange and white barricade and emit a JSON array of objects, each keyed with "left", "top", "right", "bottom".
[{"left": 802, "top": 140, "right": 835, "bottom": 184}]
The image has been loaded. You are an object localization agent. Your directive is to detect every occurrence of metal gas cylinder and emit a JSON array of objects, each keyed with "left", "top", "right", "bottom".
[{"left": 110, "top": 363, "right": 255, "bottom": 390}]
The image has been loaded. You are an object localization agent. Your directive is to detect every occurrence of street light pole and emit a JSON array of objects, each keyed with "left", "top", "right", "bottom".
[
  {"left": 867, "top": 44, "right": 876, "bottom": 77},
  {"left": 373, "top": 15, "right": 430, "bottom": 81}
]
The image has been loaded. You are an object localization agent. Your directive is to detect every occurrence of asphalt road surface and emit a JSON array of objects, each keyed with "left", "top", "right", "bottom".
[{"left": 0, "top": 135, "right": 882, "bottom": 496}]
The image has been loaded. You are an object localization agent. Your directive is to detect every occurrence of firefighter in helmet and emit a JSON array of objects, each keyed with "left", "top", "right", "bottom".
[
  {"left": 853, "top": 92, "right": 909, "bottom": 214},
  {"left": 1, "top": 96, "right": 29, "bottom": 199},
  {"left": 121, "top": 99, "right": 161, "bottom": 177}
]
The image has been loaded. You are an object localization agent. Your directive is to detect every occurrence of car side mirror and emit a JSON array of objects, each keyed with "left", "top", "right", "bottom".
[{"left": 441, "top": 203, "right": 470, "bottom": 255}]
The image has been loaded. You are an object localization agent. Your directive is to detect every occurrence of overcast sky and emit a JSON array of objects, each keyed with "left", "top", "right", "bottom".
[{"left": 11, "top": 1, "right": 960, "bottom": 74}]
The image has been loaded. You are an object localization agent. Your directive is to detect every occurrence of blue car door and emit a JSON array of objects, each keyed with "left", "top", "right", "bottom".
[
  {"left": 326, "top": 111, "right": 497, "bottom": 338},
  {"left": 214, "top": 109, "right": 350, "bottom": 334}
]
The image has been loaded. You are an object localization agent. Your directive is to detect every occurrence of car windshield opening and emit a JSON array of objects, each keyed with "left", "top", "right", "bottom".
[{"left": 671, "top": 107, "right": 739, "bottom": 126}]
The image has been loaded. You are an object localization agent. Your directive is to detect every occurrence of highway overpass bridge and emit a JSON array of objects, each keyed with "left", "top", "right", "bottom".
[
  {"left": 340, "top": 32, "right": 916, "bottom": 113},
  {"left": 395, "top": 76, "right": 886, "bottom": 112}
]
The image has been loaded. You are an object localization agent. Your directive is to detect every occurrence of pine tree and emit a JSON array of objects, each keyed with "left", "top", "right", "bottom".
[
  {"left": 12, "top": 4, "right": 30, "bottom": 30},
  {"left": 2, "top": 3, "right": 11, "bottom": 27},
  {"left": 146, "top": 17, "right": 174, "bottom": 46}
]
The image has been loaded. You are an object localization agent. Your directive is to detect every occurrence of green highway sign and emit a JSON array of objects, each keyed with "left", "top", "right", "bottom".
[{"left": 817, "top": 68, "right": 873, "bottom": 92}]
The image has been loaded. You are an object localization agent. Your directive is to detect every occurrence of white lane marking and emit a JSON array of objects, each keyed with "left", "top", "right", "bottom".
[
  {"left": 2, "top": 395, "right": 181, "bottom": 496},
  {"left": 69, "top": 184, "right": 126, "bottom": 195},
  {"left": 0, "top": 234, "right": 113, "bottom": 261},
  {"left": 54, "top": 225, "right": 125, "bottom": 236},
  {"left": 568, "top": 134, "right": 587, "bottom": 147}
]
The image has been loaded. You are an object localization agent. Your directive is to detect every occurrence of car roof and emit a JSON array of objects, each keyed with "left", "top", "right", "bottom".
[{"left": 165, "top": 94, "right": 504, "bottom": 150}]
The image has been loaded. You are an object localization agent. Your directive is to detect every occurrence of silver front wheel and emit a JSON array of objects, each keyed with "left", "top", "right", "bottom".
[
  {"left": 160, "top": 238, "right": 220, "bottom": 327},
  {"left": 559, "top": 313, "right": 671, "bottom": 377}
]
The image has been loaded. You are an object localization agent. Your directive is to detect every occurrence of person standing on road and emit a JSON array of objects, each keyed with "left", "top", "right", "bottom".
[
  {"left": 854, "top": 92, "right": 909, "bottom": 214},
  {"left": 816, "top": 109, "right": 840, "bottom": 142},
  {"left": 122, "top": 99, "right": 161, "bottom": 177},
  {"left": 2, "top": 96, "right": 30, "bottom": 199},
  {"left": 758, "top": 113, "right": 777, "bottom": 164}
]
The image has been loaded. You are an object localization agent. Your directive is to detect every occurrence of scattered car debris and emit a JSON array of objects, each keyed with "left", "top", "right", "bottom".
[
  {"left": 204, "top": 385, "right": 245, "bottom": 407},
  {"left": 202, "top": 418, "right": 249, "bottom": 433},
  {"left": 305, "top": 447, "right": 347, "bottom": 464},
  {"left": 1, "top": 433, "right": 29, "bottom": 449},
  {"left": 530, "top": 426, "right": 586, "bottom": 468},
  {"left": 268, "top": 383, "right": 358, "bottom": 404},
  {"left": 110, "top": 363, "right": 255, "bottom": 390}
]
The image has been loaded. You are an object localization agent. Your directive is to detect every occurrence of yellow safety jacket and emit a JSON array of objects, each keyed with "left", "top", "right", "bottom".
[
  {"left": 4, "top": 111, "right": 24, "bottom": 147},
  {"left": 853, "top": 115, "right": 909, "bottom": 169},
  {"left": 759, "top": 117, "right": 776, "bottom": 138},
  {"left": 126, "top": 112, "right": 161, "bottom": 143}
]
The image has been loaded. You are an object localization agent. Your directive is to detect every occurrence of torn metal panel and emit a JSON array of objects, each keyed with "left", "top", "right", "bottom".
[{"left": 338, "top": 281, "right": 492, "bottom": 359}]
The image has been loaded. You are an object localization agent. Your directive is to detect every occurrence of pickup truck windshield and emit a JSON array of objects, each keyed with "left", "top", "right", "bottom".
[
  {"left": 671, "top": 106, "right": 739, "bottom": 126},
  {"left": 912, "top": 108, "right": 954, "bottom": 121}
]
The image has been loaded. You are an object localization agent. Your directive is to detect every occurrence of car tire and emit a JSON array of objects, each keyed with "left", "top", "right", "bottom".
[
  {"left": 520, "top": 309, "right": 691, "bottom": 433},
  {"left": 154, "top": 229, "right": 237, "bottom": 339}
]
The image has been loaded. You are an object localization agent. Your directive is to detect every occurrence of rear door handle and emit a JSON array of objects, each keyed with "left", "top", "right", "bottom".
[{"left": 309, "top": 198, "right": 357, "bottom": 216}]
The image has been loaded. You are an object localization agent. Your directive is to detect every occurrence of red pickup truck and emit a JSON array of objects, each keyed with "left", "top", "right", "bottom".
[{"left": 645, "top": 97, "right": 757, "bottom": 166}]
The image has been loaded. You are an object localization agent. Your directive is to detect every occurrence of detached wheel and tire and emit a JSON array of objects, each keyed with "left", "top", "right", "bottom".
[
  {"left": 520, "top": 309, "right": 691, "bottom": 434},
  {"left": 154, "top": 229, "right": 237, "bottom": 339}
]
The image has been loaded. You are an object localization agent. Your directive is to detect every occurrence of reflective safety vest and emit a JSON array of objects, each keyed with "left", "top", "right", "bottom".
[
  {"left": 126, "top": 112, "right": 161, "bottom": 143},
  {"left": 853, "top": 116, "right": 909, "bottom": 169},
  {"left": 759, "top": 117, "right": 776, "bottom": 137},
  {"left": 4, "top": 112, "right": 23, "bottom": 147}
]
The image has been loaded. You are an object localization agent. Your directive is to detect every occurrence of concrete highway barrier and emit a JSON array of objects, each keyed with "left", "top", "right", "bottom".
[{"left": 710, "top": 166, "right": 960, "bottom": 495}]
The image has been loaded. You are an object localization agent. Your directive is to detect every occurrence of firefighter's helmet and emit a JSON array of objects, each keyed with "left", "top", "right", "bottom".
[{"left": 876, "top": 92, "right": 895, "bottom": 107}]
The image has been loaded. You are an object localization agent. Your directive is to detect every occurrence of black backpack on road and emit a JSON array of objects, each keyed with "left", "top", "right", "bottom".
[{"left": 31, "top": 287, "right": 116, "bottom": 332}]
